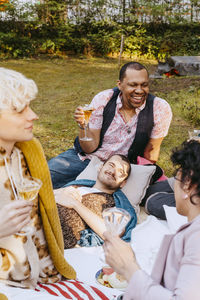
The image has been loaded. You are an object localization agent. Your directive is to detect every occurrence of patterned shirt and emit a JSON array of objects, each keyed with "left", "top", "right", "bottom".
[
  {"left": 80, "top": 89, "right": 172, "bottom": 161},
  {"left": 0, "top": 147, "right": 61, "bottom": 288}
]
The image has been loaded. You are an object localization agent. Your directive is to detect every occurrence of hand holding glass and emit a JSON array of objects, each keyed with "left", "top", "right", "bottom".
[
  {"left": 100, "top": 207, "right": 131, "bottom": 263},
  {"left": 15, "top": 177, "right": 42, "bottom": 236},
  {"left": 103, "top": 207, "right": 131, "bottom": 236},
  {"left": 79, "top": 104, "right": 93, "bottom": 142}
]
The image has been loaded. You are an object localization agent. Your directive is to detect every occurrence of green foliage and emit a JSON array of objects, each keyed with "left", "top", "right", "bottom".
[
  {"left": 0, "top": 1, "right": 200, "bottom": 58},
  {"left": 182, "top": 87, "right": 200, "bottom": 125}
]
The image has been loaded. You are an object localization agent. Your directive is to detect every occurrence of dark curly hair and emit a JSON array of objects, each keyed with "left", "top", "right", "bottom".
[{"left": 171, "top": 140, "right": 200, "bottom": 205}]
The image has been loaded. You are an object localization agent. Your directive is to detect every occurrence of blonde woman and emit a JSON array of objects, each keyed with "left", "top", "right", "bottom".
[{"left": 0, "top": 68, "right": 75, "bottom": 289}]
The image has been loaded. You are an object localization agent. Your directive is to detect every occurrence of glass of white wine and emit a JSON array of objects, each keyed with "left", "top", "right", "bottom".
[
  {"left": 79, "top": 104, "right": 94, "bottom": 142},
  {"left": 15, "top": 177, "right": 42, "bottom": 236}
]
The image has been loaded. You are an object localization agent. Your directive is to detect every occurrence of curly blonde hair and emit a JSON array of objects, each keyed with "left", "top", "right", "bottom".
[{"left": 0, "top": 67, "right": 38, "bottom": 112}]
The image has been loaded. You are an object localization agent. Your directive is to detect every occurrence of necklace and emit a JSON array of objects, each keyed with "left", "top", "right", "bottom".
[{"left": 121, "top": 109, "right": 132, "bottom": 134}]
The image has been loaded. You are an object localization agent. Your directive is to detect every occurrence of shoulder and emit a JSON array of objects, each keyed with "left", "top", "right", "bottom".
[
  {"left": 91, "top": 89, "right": 114, "bottom": 108},
  {"left": 153, "top": 96, "right": 172, "bottom": 110},
  {"left": 152, "top": 96, "right": 172, "bottom": 122},
  {"left": 185, "top": 216, "right": 200, "bottom": 238},
  {"left": 178, "top": 217, "right": 200, "bottom": 254}
]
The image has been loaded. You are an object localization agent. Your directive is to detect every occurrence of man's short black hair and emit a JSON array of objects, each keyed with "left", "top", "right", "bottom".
[
  {"left": 104, "top": 154, "right": 131, "bottom": 180},
  {"left": 119, "top": 62, "right": 149, "bottom": 81}
]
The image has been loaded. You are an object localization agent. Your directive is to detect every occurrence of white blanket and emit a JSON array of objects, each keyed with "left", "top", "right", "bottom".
[{"left": 1, "top": 209, "right": 187, "bottom": 300}]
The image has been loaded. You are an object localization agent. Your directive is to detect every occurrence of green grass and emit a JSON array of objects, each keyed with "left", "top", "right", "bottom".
[{"left": 1, "top": 57, "right": 199, "bottom": 177}]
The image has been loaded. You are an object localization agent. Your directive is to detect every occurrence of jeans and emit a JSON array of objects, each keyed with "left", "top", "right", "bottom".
[
  {"left": 48, "top": 148, "right": 90, "bottom": 189},
  {"left": 141, "top": 180, "right": 175, "bottom": 220}
]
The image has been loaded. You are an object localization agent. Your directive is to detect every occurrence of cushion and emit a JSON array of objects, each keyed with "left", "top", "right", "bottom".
[
  {"left": 137, "top": 156, "right": 168, "bottom": 182},
  {"left": 76, "top": 156, "right": 156, "bottom": 215},
  {"left": 163, "top": 205, "right": 187, "bottom": 233}
]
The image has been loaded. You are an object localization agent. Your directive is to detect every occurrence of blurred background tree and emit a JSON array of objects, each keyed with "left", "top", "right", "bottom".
[{"left": 0, "top": 0, "right": 199, "bottom": 58}]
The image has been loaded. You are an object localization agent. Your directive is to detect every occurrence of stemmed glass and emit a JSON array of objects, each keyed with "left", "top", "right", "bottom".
[
  {"left": 103, "top": 207, "right": 131, "bottom": 237},
  {"left": 15, "top": 177, "right": 42, "bottom": 236},
  {"left": 79, "top": 104, "right": 93, "bottom": 142},
  {"left": 100, "top": 207, "right": 131, "bottom": 262},
  {"left": 188, "top": 129, "right": 200, "bottom": 141}
]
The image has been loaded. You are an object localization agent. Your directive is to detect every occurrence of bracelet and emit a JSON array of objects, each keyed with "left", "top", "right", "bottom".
[{"left": 78, "top": 124, "right": 85, "bottom": 130}]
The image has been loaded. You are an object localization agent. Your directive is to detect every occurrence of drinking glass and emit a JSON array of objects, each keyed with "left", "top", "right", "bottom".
[
  {"left": 102, "top": 207, "right": 131, "bottom": 236},
  {"left": 79, "top": 104, "right": 93, "bottom": 141},
  {"left": 15, "top": 177, "right": 42, "bottom": 236},
  {"left": 188, "top": 129, "right": 200, "bottom": 141},
  {"left": 100, "top": 207, "right": 131, "bottom": 263}
]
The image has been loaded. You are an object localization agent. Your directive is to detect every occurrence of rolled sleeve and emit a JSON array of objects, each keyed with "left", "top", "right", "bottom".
[{"left": 151, "top": 97, "right": 172, "bottom": 139}]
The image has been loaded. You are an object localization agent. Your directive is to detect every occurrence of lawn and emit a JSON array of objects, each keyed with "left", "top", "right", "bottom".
[{"left": 1, "top": 57, "right": 199, "bottom": 176}]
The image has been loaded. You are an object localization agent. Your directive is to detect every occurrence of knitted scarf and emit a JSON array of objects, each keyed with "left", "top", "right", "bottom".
[
  {"left": 16, "top": 138, "right": 76, "bottom": 280},
  {"left": 0, "top": 293, "right": 8, "bottom": 300}
]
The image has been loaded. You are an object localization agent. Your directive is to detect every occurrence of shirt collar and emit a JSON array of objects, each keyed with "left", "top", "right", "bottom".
[
  {"left": 0, "top": 147, "right": 7, "bottom": 157},
  {"left": 176, "top": 214, "right": 200, "bottom": 233},
  {"left": 0, "top": 146, "right": 14, "bottom": 160},
  {"left": 117, "top": 93, "right": 146, "bottom": 115}
]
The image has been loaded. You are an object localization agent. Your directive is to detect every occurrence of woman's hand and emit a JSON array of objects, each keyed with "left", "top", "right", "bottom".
[
  {"left": 54, "top": 186, "right": 82, "bottom": 209},
  {"left": 74, "top": 106, "right": 85, "bottom": 128},
  {"left": 103, "top": 231, "right": 140, "bottom": 282},
  {"left": 0, "top": 201, "right": 33, "bottom": 238}
]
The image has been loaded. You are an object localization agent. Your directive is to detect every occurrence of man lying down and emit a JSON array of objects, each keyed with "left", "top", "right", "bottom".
[{"left": 54, "top": 154, "right": 137, "bottom": 248}]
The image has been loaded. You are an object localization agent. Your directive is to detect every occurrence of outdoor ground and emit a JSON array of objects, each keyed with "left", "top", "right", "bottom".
[{"left": 1, "top": 57, "right": 199, "bottom": 176}]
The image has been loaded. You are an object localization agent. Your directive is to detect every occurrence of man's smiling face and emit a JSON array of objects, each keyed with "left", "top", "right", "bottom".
[
  {"left": 117, "top": 68, "right": 149, "bottom": 111},
  {"left": 97, "top": 155, "right": 130, "bottom": 190}
]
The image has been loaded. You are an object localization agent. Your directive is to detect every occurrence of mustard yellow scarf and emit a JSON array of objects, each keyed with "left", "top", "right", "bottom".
[
  {"left": 16, "top": 138, "right": 76, "bottom": 280},
  {"left": 0, "top": 293, "right": 8, "bottom": 300}
]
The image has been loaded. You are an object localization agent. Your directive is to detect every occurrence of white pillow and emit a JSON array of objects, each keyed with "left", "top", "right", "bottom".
[
  {"left": 76, "top": 156, "right": 156, "bottom": 215},
  {"left": 163, "top": 205, "right": 188, "bottom": 233}
]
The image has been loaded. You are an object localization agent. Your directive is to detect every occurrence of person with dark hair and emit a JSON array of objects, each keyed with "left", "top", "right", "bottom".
[
  {"left": 103, "top": 140, "right": 200, "bottom": 300},
  {"left": 48, "top": 61, "right": 172, "bottom": 189},
  {"left": 54, "top": 154, "right": 137, "bottom": 248}
]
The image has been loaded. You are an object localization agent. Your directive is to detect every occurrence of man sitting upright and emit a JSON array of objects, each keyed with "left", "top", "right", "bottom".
[
  {"left": 54, "top": 154, "right": 137, "bottom": 249},
  {"left": 49, "top": 61, "right": 172, "bottom": 189}
]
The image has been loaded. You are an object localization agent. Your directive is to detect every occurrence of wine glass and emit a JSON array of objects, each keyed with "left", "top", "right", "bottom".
[
  {"left": 188, "top": 129, "right": 200, "bottom": 141},
  {"left": 100, "top": 207, "right": 131, "bottom": 263},
  {"left": 15, "top": 177, "right": 42, "bottom": 236},
  {"left": 79, "top": 104, "right": 93, "bottom": 141},
  {"left": 103, "top": 207, "right": 131, "bottom": 236}
]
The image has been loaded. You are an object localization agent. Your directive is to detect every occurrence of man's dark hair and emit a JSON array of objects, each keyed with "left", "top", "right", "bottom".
[
  {"left": 119, "top": 62, "right": 149, "bottom": 81},
  {"left": 171, "top": 140, "right": 200, "bottom": 205},
  {"left": 104, "top": 154, "right": 131, "bottom": 179}
]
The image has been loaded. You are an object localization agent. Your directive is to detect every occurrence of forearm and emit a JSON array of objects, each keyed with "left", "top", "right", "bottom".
[
  {"left": 143, "top": 138, "right": 163, "bottom": 163},
  {"left": 73, "top": 201, "right": 106, "bottom": 239},
  {"left": 79, "top": 127, "right": 100, "bottom": 153}
]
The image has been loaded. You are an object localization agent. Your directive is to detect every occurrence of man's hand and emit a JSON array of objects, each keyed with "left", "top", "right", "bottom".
[
  {"left": 54, "top": 186, "right": 82, "bottom": 208},
  {"left": 74, "top": 106, "right": 85, "bottom": 128},
  {"left": 103, "top": 231, "right": 140, "bottom": 282},
  {"left": 0, "top": 201, "right": 33, "bottom": 239}
]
